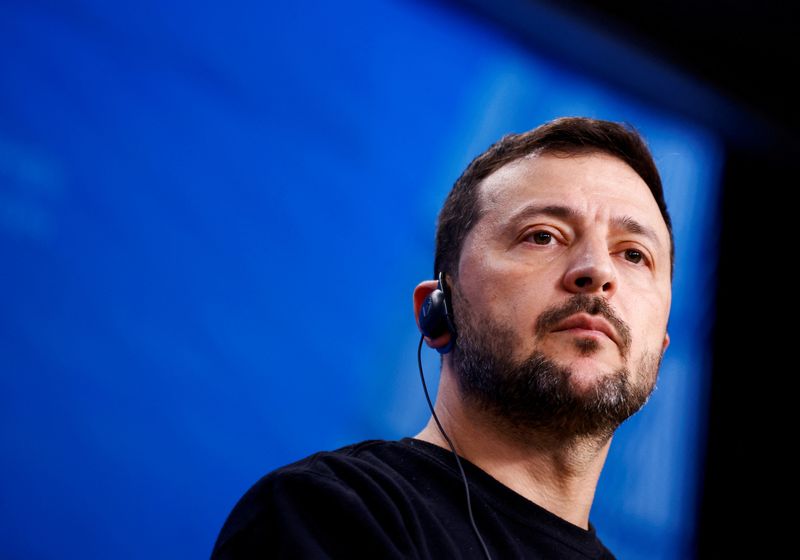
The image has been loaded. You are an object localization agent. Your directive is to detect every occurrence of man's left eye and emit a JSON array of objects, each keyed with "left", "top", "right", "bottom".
[{"left": 624, "top": 249, "right": 644, "bottom": 264}]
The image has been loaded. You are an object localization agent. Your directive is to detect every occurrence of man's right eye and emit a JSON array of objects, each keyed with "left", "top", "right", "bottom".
[{"left": 527, "top": 231, "right": 553, "bottom": 245}]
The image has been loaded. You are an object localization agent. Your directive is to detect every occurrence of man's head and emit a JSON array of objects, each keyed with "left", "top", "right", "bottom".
[
  {"left": 434, "top": 117, "right": 673, "bottom": 281},
  {"left": 415, "top": 117, "right": 673, "bottom": 440}
]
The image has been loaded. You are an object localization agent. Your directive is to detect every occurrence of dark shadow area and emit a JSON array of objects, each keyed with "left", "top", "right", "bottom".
[{"left": 699, "top": 145, "right": 793, "bottom": 558}]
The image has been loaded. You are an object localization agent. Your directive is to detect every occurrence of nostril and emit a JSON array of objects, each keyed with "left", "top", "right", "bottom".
[{"left": 575, "top": 277, "right": 591, "bottom": 288}]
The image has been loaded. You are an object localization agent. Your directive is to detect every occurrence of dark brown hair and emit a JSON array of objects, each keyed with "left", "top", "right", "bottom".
[{"left": 434, "top": 117, "right": 674, "bottom": 279}]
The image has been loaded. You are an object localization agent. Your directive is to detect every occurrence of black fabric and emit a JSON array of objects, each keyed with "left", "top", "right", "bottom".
[{"left": 211, "top": 438, "right": 616, "bottom": 559}]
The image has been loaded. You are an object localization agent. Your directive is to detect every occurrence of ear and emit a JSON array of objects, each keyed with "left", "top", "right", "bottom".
[
  {"left": 413, "top": 280, "right": 453, "bottom": 351},
  {"left": 662, "top": 332, "right": 670, "bottom": 353}
]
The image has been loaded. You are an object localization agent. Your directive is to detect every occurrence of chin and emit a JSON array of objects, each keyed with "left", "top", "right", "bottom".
[
  {"left": 566, "top": 365, "right": 622, "bottom": 394},
  {"left": 553, "top": 349, "right": 622, "bottom": 373}
]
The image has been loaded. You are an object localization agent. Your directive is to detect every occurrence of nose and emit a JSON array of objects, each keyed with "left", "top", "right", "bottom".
[{"left": 562, "top": 239, "right": 617, "bottom": 296}]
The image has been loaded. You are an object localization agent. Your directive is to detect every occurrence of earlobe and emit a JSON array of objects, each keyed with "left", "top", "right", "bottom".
[{"left": 423, "top": 331, "right": 453, "bottom": 351}]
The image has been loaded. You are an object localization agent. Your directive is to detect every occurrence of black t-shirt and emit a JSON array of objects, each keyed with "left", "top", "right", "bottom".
[{"left": 212, "top": 438, "right": 616, "bottom": 559}]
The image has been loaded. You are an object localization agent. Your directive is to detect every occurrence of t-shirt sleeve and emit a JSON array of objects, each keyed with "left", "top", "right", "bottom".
[{"left": 210, "top": 468, "right": 418, "bottom": 559}]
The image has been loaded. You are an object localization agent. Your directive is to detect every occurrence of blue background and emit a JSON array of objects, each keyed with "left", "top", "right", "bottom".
[{"left": 1, "top": 1, "right": 721, "bottom": 558}]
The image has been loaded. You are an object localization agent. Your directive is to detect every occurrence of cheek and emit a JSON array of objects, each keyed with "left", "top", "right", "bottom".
[
  {"left": 459, "top": 263, "right": 551, "bottom": 343},
  {"left": 619, "top": 293, "right": 670, "bottom": 352},
  {"left": 462, "top": 256, "right": 552, "bottom": 311}
]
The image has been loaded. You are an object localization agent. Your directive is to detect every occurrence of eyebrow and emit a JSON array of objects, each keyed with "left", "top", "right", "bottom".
[
  {"left": 505, "top": 203, "right": 663, "bottom": 250},
  {"left": 507, "top": 204, "right": 577, "bottom": 223},
  {"left": 612, "top": 215, "right": 662, "bottom": 250}
]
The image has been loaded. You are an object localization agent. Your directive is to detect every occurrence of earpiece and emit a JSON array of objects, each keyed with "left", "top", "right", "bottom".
[{"left": 419, "top": 272, "right": 457, "bottom": 354}]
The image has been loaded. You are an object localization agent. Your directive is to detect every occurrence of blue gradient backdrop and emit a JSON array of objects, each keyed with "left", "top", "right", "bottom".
[{"left": 1, "top": 1, "right": 721, "bottom": 558}]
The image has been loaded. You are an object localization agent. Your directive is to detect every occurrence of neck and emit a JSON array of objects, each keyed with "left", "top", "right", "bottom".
[{"left": 414, "top": 373, "right": 612, "bottom": 530}]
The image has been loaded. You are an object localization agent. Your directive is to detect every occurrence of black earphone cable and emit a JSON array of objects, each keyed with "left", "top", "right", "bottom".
[{"left": 417, "top": 335, "right": 492, "bottom": 560}]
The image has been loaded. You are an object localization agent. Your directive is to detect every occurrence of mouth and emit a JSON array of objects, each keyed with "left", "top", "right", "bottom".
[{"left": 551, "top": 313, "right": 619, "bottom": 346}]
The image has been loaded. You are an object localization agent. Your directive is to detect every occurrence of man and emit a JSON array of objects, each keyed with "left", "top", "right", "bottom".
[{"left": 211, "top": 117, "right": 673, "bottom": 559}]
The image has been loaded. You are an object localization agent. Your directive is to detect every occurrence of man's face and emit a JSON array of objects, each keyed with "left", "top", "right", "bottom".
[{"left": 450, "top": 151, "right": 672, "bottom": 438}]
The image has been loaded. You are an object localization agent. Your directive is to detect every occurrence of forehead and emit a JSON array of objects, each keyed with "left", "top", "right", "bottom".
[{"left": 476, "top": 152, "right": 669, "bottom": 240}]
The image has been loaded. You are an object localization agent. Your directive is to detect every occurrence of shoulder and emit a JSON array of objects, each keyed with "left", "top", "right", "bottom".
[
  {"left": 211, "top": 439, "right": 433, "bottom": 559},
  {"left": 241, "top": 439, "right": 420, "bottom": 503}
]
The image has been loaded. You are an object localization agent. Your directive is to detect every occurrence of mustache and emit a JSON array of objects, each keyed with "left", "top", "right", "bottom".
[{"left": 534, "top": 294, "right": 632, "bottom": 356}]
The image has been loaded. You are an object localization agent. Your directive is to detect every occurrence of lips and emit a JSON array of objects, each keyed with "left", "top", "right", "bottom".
[{"left": 552, "top": 313, "right": 619, "bottom": 346}]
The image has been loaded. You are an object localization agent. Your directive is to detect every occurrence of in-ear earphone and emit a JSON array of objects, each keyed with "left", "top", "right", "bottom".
[{"left": 418, "top": 271, "right": 457, "bottom": 354}]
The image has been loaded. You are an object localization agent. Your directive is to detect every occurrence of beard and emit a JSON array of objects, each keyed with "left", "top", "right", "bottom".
[{"left": 450, "top": 291, "right": 664, "bottom": 441}]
